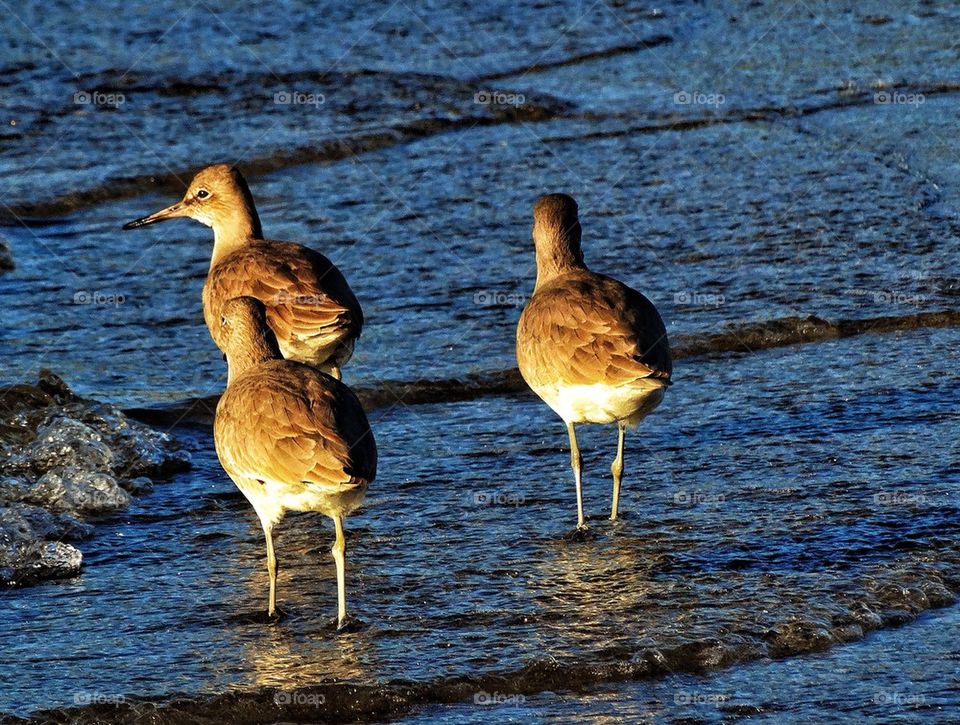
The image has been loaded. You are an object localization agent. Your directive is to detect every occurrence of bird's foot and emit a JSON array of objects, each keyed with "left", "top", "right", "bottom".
[
  {"left": 231, "top": 605, "right": 287, "bottom": 625},
  {"left": 334, "top": 614, "right": 366, "bottom": 633},
  {"left": 564, "top": 524, "right": 597, "bottom": 542},
  {"left": 267, "top": 605, "right": 288, "bottom": 622}
]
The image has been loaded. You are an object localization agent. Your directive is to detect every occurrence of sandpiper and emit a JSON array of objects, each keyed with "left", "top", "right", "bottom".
[
  {"left": 516, "top": 194, "right": 672, "bottom": 529},
  {"left": 213, "top": 296, "right": 376, "bottom": 626},
  {"left": 123, "top": 165, "right": 362, "bottom": 379}
]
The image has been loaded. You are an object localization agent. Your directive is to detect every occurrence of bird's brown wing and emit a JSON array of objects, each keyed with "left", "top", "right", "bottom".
[
  {"left": 214, "top": 362, "right": 376, "bottom": 493},
  {"left": 517, "top": 272, "right": 672, "bottom": 388},
  {"left": 204, "top": 241, "right": 362, "bottom": 356}
]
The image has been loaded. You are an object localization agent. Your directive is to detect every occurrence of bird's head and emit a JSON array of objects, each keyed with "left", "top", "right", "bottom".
[
  {"left": 122, "top": 164, "right": 262, "bottom": 240},
  {"left": 531, "top": 193, "right": 584, "bottom": 286}
]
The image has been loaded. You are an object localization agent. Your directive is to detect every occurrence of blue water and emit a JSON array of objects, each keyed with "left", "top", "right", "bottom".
[
  {"left": 6, "top": 327, "right": 960, "bottom": 720},
  {"left": 411, "top": 604, "right": 960, "bottom": 723},
  {"left": 1, "top": 0, "right": 959, "bottom": 720}
]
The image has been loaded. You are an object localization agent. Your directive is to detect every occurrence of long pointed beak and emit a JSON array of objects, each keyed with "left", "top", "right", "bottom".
[{"left": 122, "top": 200, "right": 190, "bottom": 230}]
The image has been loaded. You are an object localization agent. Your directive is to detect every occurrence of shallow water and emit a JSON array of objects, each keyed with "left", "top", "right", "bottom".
[
  {"left": 2, "top": 0, "right": 960, "bottom": 406},
  {"left": 5, "top": 328, "right": 960, "bottom": 720},
  {"left": 410, "top": 603, "right": 960, "bottom": 723},
  {"left": 1, "top": 0, "right": 959, "bottom": 720}
]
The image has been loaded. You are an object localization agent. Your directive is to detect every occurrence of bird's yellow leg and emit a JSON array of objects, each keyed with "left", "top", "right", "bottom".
[
  {"left": 567, "top": 422, "right": 586, "bottom": 529},
  {"left": 610, "top": 422, "right": 626, "bottom": 521},
  {"left": 262, "top": 520, "right": 278, "bottom": 617},
  {"left": 332, "top": 515, "right": 347, "bottom": 627}
]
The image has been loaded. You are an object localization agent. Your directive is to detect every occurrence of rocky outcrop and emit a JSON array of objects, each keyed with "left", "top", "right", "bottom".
[{"left": 0, "top": 371, "right": 191, "bottom": 585}]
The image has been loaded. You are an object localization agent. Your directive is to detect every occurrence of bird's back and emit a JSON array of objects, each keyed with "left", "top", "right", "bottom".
[
  {"left": 517, "top": 269, "right": 671, "bottom": 424},
  {"left": 203, "top": 240, "right": 363, "bottom": 369},
  {"left": 214, "top": 359, "right": 376, "bottom": 519}
]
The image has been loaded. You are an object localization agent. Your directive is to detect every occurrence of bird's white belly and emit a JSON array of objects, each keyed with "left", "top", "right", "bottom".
[
  {"left": 278, "top": 333, "right": 353, "bottom": 374},
  {"left": 233, "top": 476, "right": 367, "bottom": 526},
  {"left": 533, "top": 382, "right": 666, "bottom": 426}
]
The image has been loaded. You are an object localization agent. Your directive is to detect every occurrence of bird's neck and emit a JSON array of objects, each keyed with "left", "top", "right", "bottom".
[
  {"left": 534, "top": 232, "right": 586, "bottom": 291},
  {"left": 226, "top": 335, "right": 281, "bottom": 385},
  {"left": 210, "top": 208, "right": 263, "bottom": 269}
]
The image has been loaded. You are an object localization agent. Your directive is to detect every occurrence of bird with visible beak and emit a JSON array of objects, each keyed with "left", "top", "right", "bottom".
[{"left": 123, "top": 164, "right": 363, "bottom": 379}]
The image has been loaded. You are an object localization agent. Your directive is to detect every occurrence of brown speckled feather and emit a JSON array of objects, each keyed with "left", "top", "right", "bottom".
[
  {"left": 517, "top": 270, "right": 672, "bottom": 390},
  {"left": 203, "top": 241, "right": 362, "bottom": 367},
  {"left": 214, "top": 360, "right": 376, "bottom": 494}
]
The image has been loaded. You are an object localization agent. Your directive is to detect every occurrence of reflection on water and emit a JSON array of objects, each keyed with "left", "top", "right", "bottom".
[
  {"left": 242, "top": 619, "right": 377, "bottom": 690},
  {"left": 5, "top": 328, "right": 959, "bottom": 720}
]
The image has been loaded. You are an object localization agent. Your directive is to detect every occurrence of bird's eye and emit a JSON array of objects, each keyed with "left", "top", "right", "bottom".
[
  {"left": 196, "top": 189, "right": 210, "bottom": 199},
  {"left": 220, "top": 314, "right": 227, "bottom": 326}
]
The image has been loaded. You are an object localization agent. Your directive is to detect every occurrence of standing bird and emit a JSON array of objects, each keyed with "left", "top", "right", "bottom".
[
  {"left": 123, "top": 164, "right": 362, "bottom": 379},
  {"left": 516, "top": 194, "right": 672, "bottom": 529},
  {"left": 213, "top": 296, "right": 376, "bottom": 626}
]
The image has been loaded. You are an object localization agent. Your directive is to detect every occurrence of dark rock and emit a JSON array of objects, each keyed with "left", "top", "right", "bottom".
[
  {"left": 0, "top": 540, "right": 83, "bottom": 584},
  {"left": 0, "top": 503, "right": 92, "bottom": 585},
  {"left": 0, "top": 371, "right": 191, "bottom": 585},
  {"left": 0, "top": 237, "right": 12, "bottom": 271}
]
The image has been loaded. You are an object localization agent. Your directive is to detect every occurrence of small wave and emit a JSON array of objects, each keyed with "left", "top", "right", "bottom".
[
  {"left": 478, "top": 35, "right": 673, "bottom": 81},
  {"left": 672, "top": 309, "right": 960, "bottom": 358},
  {"left": 125, "top": 309, "right": 960, "bottom": 427},
  {"left": 0, "top": 65, "right": 571, "bottom": 222},
  {"left": 19, "top": 549, "right": 959, "bottom": 722},
  {"left": 1, "top": 107, "right": 565, "bottom": 222},
  {"left": 547, "top": 81, "right": 960, "bottom": 143}
]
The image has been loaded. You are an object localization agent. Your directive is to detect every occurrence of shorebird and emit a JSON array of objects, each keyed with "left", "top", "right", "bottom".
[
  {"left": 213, "top": 296, "right": 376, "bottom": 626},
  {"left": 516, "top": 194, "right": 672, "bottom": 529},
  {"left": 123, "top": 164, "right": 362, "bottom": 379}
]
